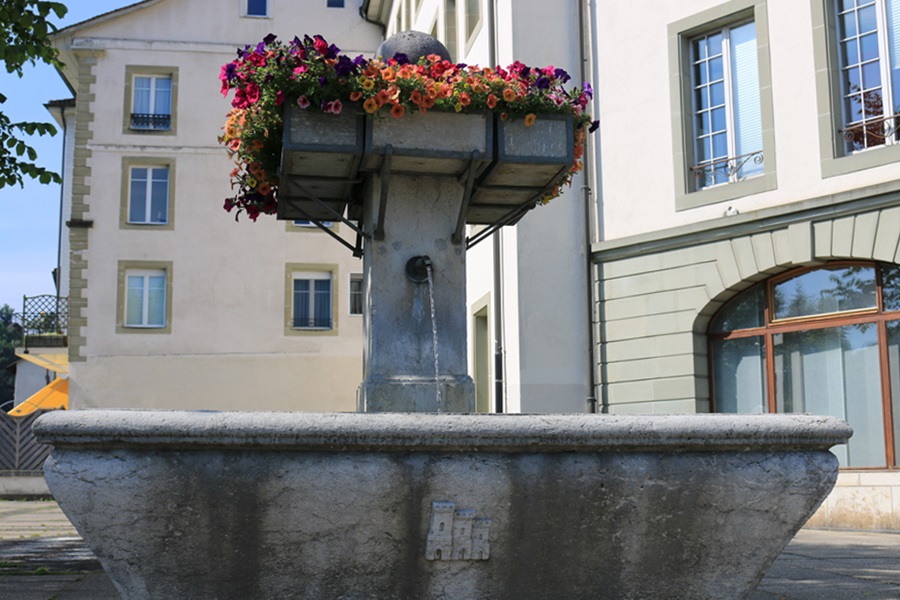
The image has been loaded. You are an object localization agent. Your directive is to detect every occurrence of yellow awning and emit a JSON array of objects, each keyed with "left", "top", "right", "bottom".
[
  {"left": 15, "top": 352, "right": 69, "bottom": 374},
  {"left": 8, "top": 377, "right": 69, "bottom": 417}
]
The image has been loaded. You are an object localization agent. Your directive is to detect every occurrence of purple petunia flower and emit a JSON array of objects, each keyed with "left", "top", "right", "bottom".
[
  {"left": 334, "top": 55, "right": 356, "bottom": 77},
  {"left": 589, "top": 119, "right": 600, "bottom": 133},
  {"left": 554, "top": 68, "right": 571, "bottom": 83},
  {"left": 583, "top": 81, "right": 594, "bottom": 100},
  {"left": 263, "top": 33, "right": 277, "bottom": 45},
  {"left": 535, "top": 76, "right": 550, "bottom": 90},
  {"left": 393, "top": 53, "right": 410, "bottom": 65},
  {"left": 319, "top": 76, "right": 328, "bottom": 88},
  {"left": 224, "top": 62, "right": 238, "bottom": 81}
]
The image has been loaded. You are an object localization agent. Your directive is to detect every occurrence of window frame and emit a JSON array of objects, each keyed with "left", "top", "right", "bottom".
[
  {"left": 349, "top": 273, "right": 364, "bottom": 316},
  {"left": 120, "top": 157, "right": 175, "bottom": 230},
  {"left": 812, "top": 0, "right": 900, "bottom": 176},
  {"left": 668, "top": 0, "right": 777, "bottom": 210},
  {"left": 287, "top": 219, "right": 336, "bottom": 232},
  {"left": 116, "top": 261, "right": 173, "bottom": 334},
  {"left": 709, "top": 260, "right": 899, "bottom": 469},
  {"left": 246, "top": 0, "right": 268, "bottom": 17},
  {"left": 123, "top": 66, "right": 178, "bottom": 136},
  {"left": 284, "top": 263, "right": 339, "bottom": 336}
]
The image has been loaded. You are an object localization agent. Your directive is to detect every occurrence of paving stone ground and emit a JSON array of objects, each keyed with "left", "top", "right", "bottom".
[{"left": 1, "top": 500, "right": 899, "bottom": 599}]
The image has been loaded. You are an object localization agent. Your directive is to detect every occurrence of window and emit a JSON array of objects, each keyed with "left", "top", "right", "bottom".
[
  {"left": 669, "top": 0, "right": 776, "bottom": 209},
  {"left": 128, "top": 166, "right": 169, "bottom": 224},
  {"left": 464, "top": 0, "right": 482, "bottom": 48},
  {"left": 120, "top": 158, "right": 175, "bottom": 230},
  {"left": 124, "top": 66, "right": 177, "bottom": 134},
  {"left": 690, "top": 21, "right": 762, "bottom": 189},
  {"left": 293, "top": 219, "right": 333, "bottom": 228},
  {"left": 350, "top": 274, "right": 363, "bottom": 315},
  {"left": 131, "top": 76, "right": 171, "bottom": 130},
  {"left": 444, "top": 0, "right": 458, "bottom": 61},
  {"left": 834, "top": 0, "right": 900, "bottom": 152},
  {"left": 116, "top": 261, "right": 172, "bottom": 333},
  {"left": 710, "top": 262, "right": 900, "bottom": 468},
  {"left": 292, "top": 272, "right": 332, "bottom": 329},
  {"left": 327, "top": 0, "right": 345, "bottom": 6},
  {"left": 247, "top": 0, "right": 267, "bottom": 16}
]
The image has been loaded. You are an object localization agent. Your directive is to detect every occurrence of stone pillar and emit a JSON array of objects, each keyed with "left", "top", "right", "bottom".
[{"left": 359, "top": 174, "right": 475, "bottom": 412}]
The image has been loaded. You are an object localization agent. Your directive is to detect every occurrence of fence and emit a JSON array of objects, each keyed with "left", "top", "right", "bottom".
[
  {"left": 0, "top": 411, "right": 50, "bottom": 474},
  {"left": 20, "top": 294, "right": 68, "bottom": 350}
]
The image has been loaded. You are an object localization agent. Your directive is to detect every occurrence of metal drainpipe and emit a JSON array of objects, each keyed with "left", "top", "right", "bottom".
[
  {"left": 488, "top": 0, "right": 506, "bottom": 413},
  {"left": 359, "top": 0, "right": 388, "bottom": 40},
  {"left": 578, "top": 0, "right": 601, "bottom": 412},
  {"left": 55, "top": 106, "right": 68, "bottom": 320}
]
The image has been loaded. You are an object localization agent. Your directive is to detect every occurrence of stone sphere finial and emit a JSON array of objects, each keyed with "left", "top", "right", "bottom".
[{"left": 375, "top": 30, "right": 452, "bottom": 63}]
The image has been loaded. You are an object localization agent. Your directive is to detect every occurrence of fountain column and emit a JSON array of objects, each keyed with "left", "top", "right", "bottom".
[{"left": 359, "top": 173, "right": 475, "bottom": 412}]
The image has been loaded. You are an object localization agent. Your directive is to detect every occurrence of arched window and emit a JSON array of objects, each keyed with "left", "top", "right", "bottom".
[{"left": 710, "top": 261, "right": 900, "bottom": 469}]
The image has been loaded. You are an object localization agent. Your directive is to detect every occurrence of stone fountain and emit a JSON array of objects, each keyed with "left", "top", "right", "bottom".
[{"left": 35, "top": 33, "right": 851, "bottom": 600}]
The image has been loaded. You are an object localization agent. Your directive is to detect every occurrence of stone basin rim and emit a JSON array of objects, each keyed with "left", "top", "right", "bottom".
[{"left": 34, "top": 410, "right": 851, "bottom": 453}]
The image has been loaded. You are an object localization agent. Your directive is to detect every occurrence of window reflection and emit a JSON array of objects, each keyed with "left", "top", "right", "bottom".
[{"left": 773, "top": 265, "right": 876, "bottom": 320}]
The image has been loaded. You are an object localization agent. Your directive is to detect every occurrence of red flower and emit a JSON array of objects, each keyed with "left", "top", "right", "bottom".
[
  {"left": 245, "top": 83, "right": 260, "bottom": 104},
  {"left": 391, "top": 103, "right": 406, "bottom": 119}
]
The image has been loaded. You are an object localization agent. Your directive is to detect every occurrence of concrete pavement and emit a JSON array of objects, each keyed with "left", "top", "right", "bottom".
[{"left": 1, "top": 500, "right": 899, "bottom": 599}]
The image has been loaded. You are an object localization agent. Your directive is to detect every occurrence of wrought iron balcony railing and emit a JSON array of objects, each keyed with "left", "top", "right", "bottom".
[
  {"left": 691, "top": 150, "right": 764, "bottom": 189},
  {"left": 292, "top": 317, "right": 332, "bottom": 330},
  {"left": 20, "top": 295, "right": 68, "bottom": 350},
  {"left": 840, "top": 113, "right": 900, "bottom": 151},
  {"left": 130, "top": 113, "right": 172, "bottom": 130}
]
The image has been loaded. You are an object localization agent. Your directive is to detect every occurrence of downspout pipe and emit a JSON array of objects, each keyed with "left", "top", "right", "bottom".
[
  {"left": 578, "top": 0, "right": 600, "bottom": 412},
  {"left": 359, "top": 0, "right": 388, "bottom": 40},
  {"left": 56, "top": 106, "right": 67, "bottom": 304},
  {"left": 488, "top": 0, "right": 505, "bottom": 413}
]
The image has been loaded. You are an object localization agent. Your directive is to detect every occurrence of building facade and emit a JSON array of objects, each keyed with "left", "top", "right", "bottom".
[
  {"left": 51, "top": 0, "right": 381, "bottom": 411},
  {"left": 591, "top": 0, "right": 900, "bottom": 529},
  {"left": 364, "top": 0, "right": 596, "bottom": 414}
]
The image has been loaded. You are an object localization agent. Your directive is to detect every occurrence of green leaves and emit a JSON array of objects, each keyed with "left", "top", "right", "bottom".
[
  {"left": 0, "top": 1, "right": 67, "bottom": 75},
  {"left": 0, "top": 0, "right": 66, "bottom": 188}
]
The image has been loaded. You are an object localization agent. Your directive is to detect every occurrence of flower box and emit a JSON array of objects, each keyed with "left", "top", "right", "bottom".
[
  {"left": 361, "top": 111, "right": 492, "bottom": 177},
  {"left": 468, "top": 114, "right": 575, "bottom": 225},
  {"left": 277, "top": 105, "right": 364, "bottom": 221}
]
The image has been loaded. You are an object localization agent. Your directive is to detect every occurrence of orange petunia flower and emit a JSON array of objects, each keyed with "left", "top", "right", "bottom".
[
  {"left": 502, "top": 88, "right": 517, "bottom": 102},
  {"left": 391, "top": 103, "right": 406, "bottom": 119},
  {"left": 524, "top": 113, "right": 537, "bottom": 127},
  {"left": 458, "top": 92, "right": 471, "bottom": 106},
  {"left": 363, "top": 97, "right": 379, "bottom": 113},
  {"left": 486, "top": 94, "right": 498, "bottom": 109}
]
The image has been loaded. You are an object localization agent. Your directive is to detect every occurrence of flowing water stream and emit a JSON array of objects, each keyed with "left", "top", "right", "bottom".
[{"left": 425, "top": 264, "right": 442, "bottom": 412}]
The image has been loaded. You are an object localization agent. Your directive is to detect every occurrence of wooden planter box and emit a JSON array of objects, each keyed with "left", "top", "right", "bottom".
[{"left": 278, "top": 105, "right": 364, "bottom": 221}]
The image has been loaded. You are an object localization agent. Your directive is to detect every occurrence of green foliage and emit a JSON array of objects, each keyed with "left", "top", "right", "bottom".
[
  {"left": 0, "top": 0, "right": 67, "bottom": 189},
  {"left": 0, "top": 305, "right": 21, "bottom": 405}
]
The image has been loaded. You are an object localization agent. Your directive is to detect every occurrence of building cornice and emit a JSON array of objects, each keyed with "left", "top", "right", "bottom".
[{"left": 591, "top": 179, "right": 900, "bottom": 263}]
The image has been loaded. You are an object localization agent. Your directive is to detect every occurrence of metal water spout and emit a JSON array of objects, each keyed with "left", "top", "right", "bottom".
[{"left": 405, "top": 255, "right": 432, "bottom": 284}]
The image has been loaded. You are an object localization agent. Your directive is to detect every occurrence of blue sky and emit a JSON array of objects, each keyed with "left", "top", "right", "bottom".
[{"left": 0, "top": 1, "right": 140, "bottom": 311}]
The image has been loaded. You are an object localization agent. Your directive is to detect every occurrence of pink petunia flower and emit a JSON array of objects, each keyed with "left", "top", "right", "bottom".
[{"left": 297, "top": 95, "right": 311, "bottom": 109}]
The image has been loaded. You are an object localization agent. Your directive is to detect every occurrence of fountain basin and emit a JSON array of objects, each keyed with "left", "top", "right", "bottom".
[{"left": 35, "top": 410, "right": 850, "bottom": 599}]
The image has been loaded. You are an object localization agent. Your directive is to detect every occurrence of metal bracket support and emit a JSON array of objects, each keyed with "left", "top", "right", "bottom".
[
  {"left": 452, "top": 150, "right": 481, "bottom": 245},
  {"left": 374, "top": 145, "right": 393, "bottom": 241}
]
